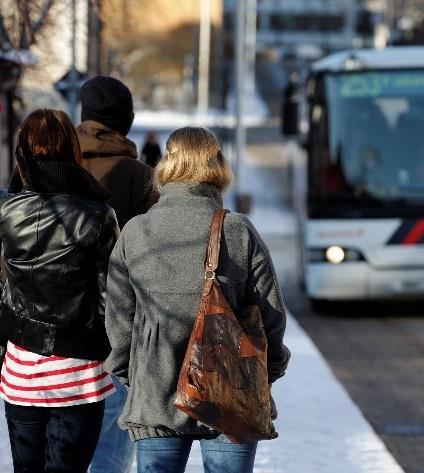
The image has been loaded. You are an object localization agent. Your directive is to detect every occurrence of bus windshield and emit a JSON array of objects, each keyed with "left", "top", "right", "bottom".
[{"left": 310, "top": 70, "right": 424, "bottom": 206}]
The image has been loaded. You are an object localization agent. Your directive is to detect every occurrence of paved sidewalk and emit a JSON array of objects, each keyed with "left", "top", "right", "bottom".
[{"left": 185, "top": 308, "right": 405, "bottom": 473}]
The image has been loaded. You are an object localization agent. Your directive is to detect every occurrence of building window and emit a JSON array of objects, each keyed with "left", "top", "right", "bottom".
[{"left": 270, "top": 14, "right": 345, "bottom": 33}]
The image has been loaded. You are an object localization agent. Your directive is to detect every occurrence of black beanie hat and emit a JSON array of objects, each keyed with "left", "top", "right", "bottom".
[{"left": 80, "top": 76, "right": 134, "bottom": 136}]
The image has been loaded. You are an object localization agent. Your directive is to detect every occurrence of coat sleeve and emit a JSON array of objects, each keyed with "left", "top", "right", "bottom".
[
  {"left": 244, "top": 219, "right": 291, "bottom": 383},
  {"left": 96, "top": 207, "right": 120, "bottom": 323},
  {"left": 104, "top": 231, "right": 136, "bottom": 386}
]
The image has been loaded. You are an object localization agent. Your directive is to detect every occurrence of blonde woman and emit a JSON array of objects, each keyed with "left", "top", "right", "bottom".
[{"left": 105, "top": 127, "right": 290, "bottom": 473}]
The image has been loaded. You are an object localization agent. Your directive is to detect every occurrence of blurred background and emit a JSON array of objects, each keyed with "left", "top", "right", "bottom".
[
  {"left": 1, "top": 2, "right": 424, "bottom": 473},
  {"left": 1, "top": 0, "right": 424, "bottom": 179}
]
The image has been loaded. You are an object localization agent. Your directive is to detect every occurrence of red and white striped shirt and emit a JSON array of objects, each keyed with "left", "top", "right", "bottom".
[{"left": 0, "top": 342, "right": 115, "bottom": 407}]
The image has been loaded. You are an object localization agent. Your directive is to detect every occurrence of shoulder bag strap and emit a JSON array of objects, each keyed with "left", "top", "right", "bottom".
[{"left": 203, "top": 209, "right": 228, "bottom": 292}]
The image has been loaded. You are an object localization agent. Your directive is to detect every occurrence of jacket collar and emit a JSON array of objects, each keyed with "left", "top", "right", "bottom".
[
  {"left": 77, "top": 120, "right": 138, "bottom": 159},
  {"left": 161, "top": 182, "right": 223, "bottom": 206},
  {"left": 8, "top": 161, "right": 110, "bottom": 202}
]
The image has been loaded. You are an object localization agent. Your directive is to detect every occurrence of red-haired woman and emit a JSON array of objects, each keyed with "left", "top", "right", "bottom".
[{"left": 0, "top": 109, "right": 119, "bottom": 473}]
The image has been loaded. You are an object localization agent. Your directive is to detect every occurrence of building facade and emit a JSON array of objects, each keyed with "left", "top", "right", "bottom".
[{"left": 224, "top": 0, "right": 389, "bottom": 52}]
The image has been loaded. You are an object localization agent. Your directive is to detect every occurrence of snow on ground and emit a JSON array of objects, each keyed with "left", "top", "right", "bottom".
[
  {"left": 132, "top": 109, "right": 267, "bottom": 130},
  {"left": 0, "top": 400, "right": 13, "bottom": 472},
  {"left": 132, "top": 97, "right": 268, "bottom": 131}
]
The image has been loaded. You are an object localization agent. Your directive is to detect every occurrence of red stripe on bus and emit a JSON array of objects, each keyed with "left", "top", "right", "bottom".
[{"left": 402, "top": 220, "right": 424, "bottom": 245}]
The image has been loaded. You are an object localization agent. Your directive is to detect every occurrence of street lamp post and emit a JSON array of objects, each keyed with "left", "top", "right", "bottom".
[
  {"left": 234, "top": 0, "right": 250, "bottom": 213},
  {"left": 197, "top": 0, "right": 211, "bottom": 122},
  {"left": 54, "top": 0, "right": 87, "bottom": 122},
  {"left": 246, "top": 0, "right": 257, "bottom": 98},
  {"left": 68, "top": 0, "right": 78, "bottom": 123},
  {"left": 87, "top": 0, "right": 102, "bottom": 76}
]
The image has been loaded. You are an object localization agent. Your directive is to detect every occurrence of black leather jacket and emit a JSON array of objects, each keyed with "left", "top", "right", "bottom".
[{"left": 0, "top": 190, "right": 119, "bottom": 360}]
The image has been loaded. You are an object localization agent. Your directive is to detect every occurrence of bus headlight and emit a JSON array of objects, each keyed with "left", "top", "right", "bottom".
[
  {"left": 307, "top": 247, "right": 365, "bottom": 263},
  {"left": 325, "top": 246, "right": 345, "bottom": 264}
]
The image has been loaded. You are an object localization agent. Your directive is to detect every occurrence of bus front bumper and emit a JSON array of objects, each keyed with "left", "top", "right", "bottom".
[{"left": 306, "top": 263, "right": 424, "bottom": 300}]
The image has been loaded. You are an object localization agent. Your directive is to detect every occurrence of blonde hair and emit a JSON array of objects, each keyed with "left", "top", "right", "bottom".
[{"left": 154, "top": 127, "right": 232, "bottom": 191}]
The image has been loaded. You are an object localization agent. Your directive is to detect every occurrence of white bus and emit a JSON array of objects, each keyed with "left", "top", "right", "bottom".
[{"left": 293, "top": 47, "right": 424, "bottom": 307}]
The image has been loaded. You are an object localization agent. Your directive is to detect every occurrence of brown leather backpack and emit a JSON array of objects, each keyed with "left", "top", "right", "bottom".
[{"left": 174, "top": 209, "right": 278, "bottom": 443}]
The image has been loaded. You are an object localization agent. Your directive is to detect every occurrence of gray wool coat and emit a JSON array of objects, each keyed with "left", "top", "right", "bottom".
[{"left": 104, "top": 181, "right": 290, "bottom": 441}]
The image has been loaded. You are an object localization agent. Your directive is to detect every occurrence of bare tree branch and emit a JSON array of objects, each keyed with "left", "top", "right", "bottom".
[
  {"left": 0, "top": 0, "right": 58, "bottom": 51},
  {"left": 32, "top": 0, "right": 57, "bottom": 38},
  {"left": 18, "top": 0, "right": 33, "bottom": 49},
  {"left": 0, "top": 12, "right": 13, "bottom": 48}
]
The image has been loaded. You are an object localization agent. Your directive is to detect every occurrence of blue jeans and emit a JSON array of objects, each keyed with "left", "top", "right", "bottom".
[
  {"left": 135, "top": 435, "right": 257, "bottom": 473},
  {"left": 89, "top": 376, "right": 135, "bottom": 473}
]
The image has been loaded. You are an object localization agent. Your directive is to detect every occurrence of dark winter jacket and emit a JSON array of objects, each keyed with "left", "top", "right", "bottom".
[
  {"left": 0, "top": 186, "right": 119, "bottom": 360},
  {"left": 105, "top": 182, "right": 290, "bottom": 440},
  {"left": 77, "top": 121, "right": 158, "bottom": 228}
]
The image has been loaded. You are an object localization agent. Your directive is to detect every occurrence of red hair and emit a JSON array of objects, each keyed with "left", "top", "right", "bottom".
[{"left": 16, "top": 109, "right": 82, "bottom": 165}]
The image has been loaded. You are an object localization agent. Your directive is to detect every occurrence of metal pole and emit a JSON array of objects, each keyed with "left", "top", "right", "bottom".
[
  {"left": 197, "top": 0, "right": 211, "bottom": 122},
  {"left": 87, "top": 0, "right": 102, "bottom": 76},
  {"left": 69, "top": 0, "right": 78, "bottom": 123},
  {"left": 234, "top": 0, "right": 246, "bottom": 199},
  {"left": 345, "top": 0, "right": 357, "bottom": 48},
  {"left": 245, "top": 0, "right": 257, "bottom": 98}
]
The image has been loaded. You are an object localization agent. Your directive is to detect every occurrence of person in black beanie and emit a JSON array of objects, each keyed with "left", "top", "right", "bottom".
[
  {"left": 78, "top": 76, "right": 157, "bottom": 473},
  {"left": 80, "top": 76, "right": 134, "bottom": 136},
  {"left": 77, "top": 76, "right": 158, "bottom": 229}
]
